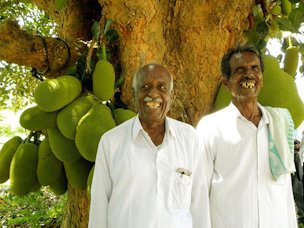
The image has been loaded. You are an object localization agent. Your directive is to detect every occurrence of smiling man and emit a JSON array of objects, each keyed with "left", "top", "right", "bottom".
[
  {"left": 196, "top": 44, "right": 298, "bottom": 228},
  {"left": 89, "top": 63, "right": 211, "bottom": 228}
]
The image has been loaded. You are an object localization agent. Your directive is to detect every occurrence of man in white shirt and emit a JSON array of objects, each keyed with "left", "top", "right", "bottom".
[
  {"left": 89, "top": 63, "right": 211, "bottom": 228},
  {"left": 196, "top": 44, "right": 298, "bottom": 228}
]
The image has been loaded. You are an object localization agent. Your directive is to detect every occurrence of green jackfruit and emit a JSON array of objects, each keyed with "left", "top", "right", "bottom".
[
  {"left": 75, "top": 104, "right": 116, "bottom": 162},
  {"left": 213, "top": 83, "right": 231, "bottom": 111},
  {"left": 0, "top": 136, "right": 22, "bottom": 183},
  {"left": 258, "top": 55, "right": 304, "bottom": 127},
  {"left": 64, "top": 157, "right": 93, "bottom": 190},
  {"left": 37, "top": 138, "right": 63, "bottom": 186},
  {"left": 57, "top": 94, "right": 98, "bottom": 139},
  {"left": 282, "top": 0, "right": 292, "bottom": 16},
  {"left": 49, "top": 168, "right": 67, "bottom": 195},
  {"left": 87, "top": 165, "right": 95, "bottom": 200},
  {"left": 284, "top": 46, "right": 299, "bottom": 77},
  {"left": 114, "top": 109, "right": 137, "bottom": 125},
  {"left": 93, "top": 60, "right": 115, "bottom": 101},
  {"left": 213, "top": 55, "right": 304, "bottom": 127},
  {"left": 34, "top": 75, "right": 82, "bottom": 112},
  {"left": 20, "top": 106, "right": 57, "bottom": 131},
  {"left": 47, "top": 127, "right": 81, "bottom": 162},
  {"left": 10, "top": 143, "right": 39, "bottom": 196}
]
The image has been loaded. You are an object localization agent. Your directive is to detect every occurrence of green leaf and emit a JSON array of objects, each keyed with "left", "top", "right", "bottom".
[
  {"left": 104, "top": 19, "right": 113, "bottom": 35},
  {"left": 55, "top": 0, "right": 67, "bottom": 11},
  {"left": 288, "top": 0, "right": 300, "bottom": 3},
  {"left": 105, "top": 29, "right": 119, "bottom": 44},
  {"left": 288, "top": 9, "right": 304, "bottom": 31},
  {"left": 91, "top": 21, "right": 100, "bottom": 40},
  {"left": 276, "top": 18, "right": 296, "bottom": 32}
]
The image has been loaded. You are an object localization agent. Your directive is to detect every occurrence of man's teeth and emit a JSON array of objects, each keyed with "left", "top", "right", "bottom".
[
  {"left": 146, "top": 101, "right": 160, "bottom": 109},
  {"left": 241, "top": 81, "right": 255, "bottom": 88}
]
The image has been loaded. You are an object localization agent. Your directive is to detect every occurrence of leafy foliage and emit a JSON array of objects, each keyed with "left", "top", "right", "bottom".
[
  {"left": 245, "top": 0, "right": 304, "bottom": 74},
  {"left": 0, "top": 1, "right": 58, "bottom": 111},
  {"left": 0, "top": 185, "right": 66, "bottom": 227}
]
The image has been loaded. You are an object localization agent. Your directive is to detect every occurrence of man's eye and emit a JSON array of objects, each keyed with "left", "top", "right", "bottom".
[
  {"left": 252, "top": 66, "right": 261, "bottom": 72},
  {"left": 235, "top": 68, "right": 244, "bottom": 74},
  {"left": 160, "top": 85, "right": 166, "bottom": 90},
  {"left": 141, "top": 84, "right": 149, "bottom": 89}
]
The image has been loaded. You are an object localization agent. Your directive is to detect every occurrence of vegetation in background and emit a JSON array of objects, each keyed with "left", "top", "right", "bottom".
[{"left": 0, "top": 185, "right": 66, "bottom": 227}]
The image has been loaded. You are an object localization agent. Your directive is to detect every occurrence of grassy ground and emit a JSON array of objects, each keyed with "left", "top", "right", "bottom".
[{"left": 0, "top": 183, "right": 66, "bottom": 227}]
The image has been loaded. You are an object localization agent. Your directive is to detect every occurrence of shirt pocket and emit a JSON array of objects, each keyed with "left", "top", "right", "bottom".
[{"left": 169, "top": 172, "right": 192, "bottom": 209}]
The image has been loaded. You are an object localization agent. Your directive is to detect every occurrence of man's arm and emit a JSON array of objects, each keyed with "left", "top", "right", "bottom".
[{"left": 88, "top": 138, "right": 112, "bottom": 228}]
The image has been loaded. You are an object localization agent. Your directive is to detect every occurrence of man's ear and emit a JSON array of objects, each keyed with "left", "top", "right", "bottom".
[{"left": 222, "top": 77, "right": 229, "bottom": 88}]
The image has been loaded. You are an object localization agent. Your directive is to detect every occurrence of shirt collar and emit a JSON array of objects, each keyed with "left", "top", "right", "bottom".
[
  {"left": 228, "top": 102, "right": 269, "bottom": 125},
  {"left": 131, "top": 115, "right": 176, "bottom": 141}
]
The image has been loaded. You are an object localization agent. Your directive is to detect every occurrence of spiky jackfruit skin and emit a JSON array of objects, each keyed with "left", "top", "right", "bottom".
[
  {"left": 258, "top": 55, "right": 304, "bottom": 127},
  {"left": 19, "top": 106, "right": 57, "bottom": 131},
  {"left": 57, "top": 94, "right": 98, "bottom": 140},
  {"left": 283, "top": 46, "right": 299, "bottom": 77},
  {"left": 64, "top": 157, "right": 93, "bottom": 190},
  {"left": 37, "top": 138, "right": 63, "bottom": 186},
  {"left": 93, "top": 60, "right": 115, "bottom": 101},
  {"left": 49, "top": 168, "right": 67, "bottom": 195},
  {"left": 87, "top": 165, "right": 95, "bottom": 200},
  {"left": 47, "top": 127, "right": 81, "bottom": 162},
  {"left": 114, "top": 109, "right": 137, "bottom": 125},
  {"left": 75, "top": 104, "right": 116, "bottom": 162},
  {"left": 10, "top": 143, "right": 39, "bottom": 196},
  {"left": 34, "top": 75, "right": 82, "bottom": 112},
  {"left": 0, "top": 136, "right": 22, "bottom": 183}
]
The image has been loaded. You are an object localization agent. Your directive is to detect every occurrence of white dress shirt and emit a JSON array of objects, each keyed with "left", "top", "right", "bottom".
[
  {"left": 196, "top": 103, "right": 298, "bottom": 228},
  {"left": 89, "top": 115, "right": 211, "bottom": 228}
]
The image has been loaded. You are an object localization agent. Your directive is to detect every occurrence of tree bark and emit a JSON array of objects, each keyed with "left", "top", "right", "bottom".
[
  {"left": 99, "top": 0, "right": 253, "bottom": 125},
  {"left": 61, "top": 185, "right": 89, "bottom": 228}
]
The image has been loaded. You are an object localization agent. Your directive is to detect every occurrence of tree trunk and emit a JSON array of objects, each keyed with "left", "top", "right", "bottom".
[
  {"left": 100, "top": 0, "right": 253, "bottom": 125},
  {"left": 61, "top": 185, "right": 89, "bottom": 228}
]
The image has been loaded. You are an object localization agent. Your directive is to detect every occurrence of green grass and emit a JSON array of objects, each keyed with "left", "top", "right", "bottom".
[{"left": 0, "top": 184, "right": 66, "bottom": 227}]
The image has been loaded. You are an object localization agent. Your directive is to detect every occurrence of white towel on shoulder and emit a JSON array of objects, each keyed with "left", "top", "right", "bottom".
[{"left": 264, "top": 106, "right": 295, "bottom": 180}]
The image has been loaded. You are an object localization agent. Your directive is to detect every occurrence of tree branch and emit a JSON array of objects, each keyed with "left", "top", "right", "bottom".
[{"left": 0, "top": 20, "right": 87, "bottom": 78}]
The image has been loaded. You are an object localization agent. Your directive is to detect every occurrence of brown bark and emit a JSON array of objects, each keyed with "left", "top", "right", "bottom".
[
  {"left": 99, "top": 0, "right": 254, "bottom": 125},
  {"left": 61, "top": 185, "right": 89, "bottom": 228}
]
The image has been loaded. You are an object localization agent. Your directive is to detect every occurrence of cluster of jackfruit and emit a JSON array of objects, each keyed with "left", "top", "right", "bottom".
[
  {"left": 213, "top": 54, "right": 304, "bottom": 128},
  {"left": 0, "top": 66, "right": 136, "bottom": 198}
]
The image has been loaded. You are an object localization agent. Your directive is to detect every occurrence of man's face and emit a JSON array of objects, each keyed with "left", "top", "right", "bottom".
[
  {"left": 223, "top": 51, "right": 263, "bottom": 102},
  {"left": 134, "top": 64, "right": 172, "bottom": 124}
]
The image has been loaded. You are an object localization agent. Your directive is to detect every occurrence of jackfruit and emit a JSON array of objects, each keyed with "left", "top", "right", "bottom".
[
  {"left": 37, "top": 138, "right": 63, "bottom": 186},
  {"left": 75, "top": 104, "right": 116, "bottom": 162},
  {"left": 284, "top": 46, "right": 299, "bottom": 77},
  {"left": 282, "top": 0, "right": 292, "bottom": 16},
  {"left": 114, "top": 109, "right": 137, "bottom": 125},
  {"left": 10, "top": 143, "right": 39, "bottom": 196},
  {"left": 64, "top": 157, "right": 93, "bottom": 190},
  {"left": 213, "top": 83, "right": 231, "bottom": 111},
  {"left": 34, "top": 75, "right": 82, "bottom": 112},
  {"left": 19, "top": 106, "right": 57, "bottom": 131},
  {"left": 258, "top": 55, "right": 304, "bottom": 127},
  {"left": 49, "top": 168, "right": 67, "bottom": 195},
  {"left": 0, "top": 136, "right": 22, "bottom": 183},
  {"left": 87, "top": 165, "right": 95, "bottom": 200},
  {"left": 93, "top": 60, "right": 115, "bottom": 101},
  {"left": 47, "top": 127, "right": 81, "bottom": 162},
  {"left": 57, "top": 94, "right": 98, "bottom": 140}
]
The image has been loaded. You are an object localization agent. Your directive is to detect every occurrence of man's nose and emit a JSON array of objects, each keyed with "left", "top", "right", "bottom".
[{"left": 148, "top": 86, "right": 159, "bottom": 97}]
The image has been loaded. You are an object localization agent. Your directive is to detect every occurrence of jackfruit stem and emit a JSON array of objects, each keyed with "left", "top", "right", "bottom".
[{"left": 101, "top": 44, "right": 107, "bottom": 61}]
